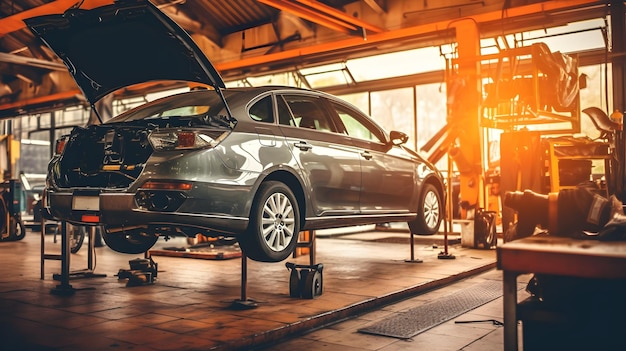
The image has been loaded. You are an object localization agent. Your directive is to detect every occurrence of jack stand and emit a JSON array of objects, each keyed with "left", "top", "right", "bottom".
[
  {"left": 52, "top": 226, "right": 107, "bottom": 281},
  {"left": 438, "top": 154, "right": 456, "bottom": 260},
  {"left": 286, "top": 262, "right": 323, "bottom": 299},
  {"left": 438, "top": 217, "right": 456, "bottom": 260},
  {"left": 405, "top": 231, "right": 423, "bottom": 263},
  {"left": 50, "top": 221, "right": 75, "bottom": 296},
  {"left": 230, "top": 253, "right": 258, "bottom": 310}
]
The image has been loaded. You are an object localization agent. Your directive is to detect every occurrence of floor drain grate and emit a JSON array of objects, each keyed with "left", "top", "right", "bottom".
[{"left": 358, "top": 280, "right": 502, "bottom": 339}]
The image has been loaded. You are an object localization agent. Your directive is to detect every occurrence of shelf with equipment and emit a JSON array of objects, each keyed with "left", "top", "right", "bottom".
[{"left": 544, "top": 138, "right": 611, "bottom": 194}]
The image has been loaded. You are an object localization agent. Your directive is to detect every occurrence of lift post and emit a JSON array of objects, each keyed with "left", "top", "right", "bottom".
[{"left": 230, "top": 253, "right": 258, "bottom": 309}]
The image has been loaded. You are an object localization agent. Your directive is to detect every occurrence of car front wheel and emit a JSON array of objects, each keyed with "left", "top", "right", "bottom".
[
  {"left": 239, "top": 181, "right": 300, "bottom": 262},
  {"left": 101, "top": 227, "right": 158, "bottom": 254},
  {"left": 408, "top": 183, "right": 443, "bottom": 235}
]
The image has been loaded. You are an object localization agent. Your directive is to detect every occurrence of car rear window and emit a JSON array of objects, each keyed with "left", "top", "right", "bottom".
[{"left": 109, "top": 90, "right": 225, "bottom": 122}]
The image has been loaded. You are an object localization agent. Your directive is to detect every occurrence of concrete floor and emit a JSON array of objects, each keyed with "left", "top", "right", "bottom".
[{"left": 0, "top": 227, "right": 527, "bottom": 351}]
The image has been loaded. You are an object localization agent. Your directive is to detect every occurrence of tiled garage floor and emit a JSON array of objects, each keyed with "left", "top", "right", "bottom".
[{"left": 0, "top": 227, "right": 525, "bottom": 350}]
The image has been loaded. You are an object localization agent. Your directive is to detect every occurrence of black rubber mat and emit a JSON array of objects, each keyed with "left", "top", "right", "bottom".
[{"left": 358, "top": 280, "right": 502, "bottom": 339}]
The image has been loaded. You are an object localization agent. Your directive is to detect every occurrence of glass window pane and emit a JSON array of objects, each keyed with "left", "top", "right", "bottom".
[
  {"left": 416, "top": 83, "right": 447, "bottom": 150},
  {"left": 518, "top": 19, "right": 606, "bottom": 52},
  {"left": 331, "top": 102, "right": 384, "bottom": 143},
  {"left": 283, "top": 95, "right": 335, "bottom": 132},
  {"left": 370, "top": 88, "right": 415, "bottom": 148},
  {"left": 249, "top": 95, "right": 274, "bottom": 123},
  {"left": 347, "top": 47, "right": 444, "bottom": 81},
  {"left": 336, "top": 92, "right": 370, "bottom": 115}
]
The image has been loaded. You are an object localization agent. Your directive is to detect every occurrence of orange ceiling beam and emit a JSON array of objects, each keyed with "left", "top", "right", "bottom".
[
  {"left": 0, "top": 0, "right": 114, "bottom": 36},
  {"left": 0, "top": 89, "right": 82, "bottom": 112},
  {"left": 294, "top": 0, "right": 384, "bottom": 33},
  {"left": 217, "top": 0, "right": 601, "bottom": 72},
  {"left": 258, "top": 0, "right": 356, "bottom": 33},
  {"left": 0, "top": 0, "right": 602, "bottom": 115}
]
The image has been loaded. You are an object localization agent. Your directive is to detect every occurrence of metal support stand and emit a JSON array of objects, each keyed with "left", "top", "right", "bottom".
[
  {"left": 438, "top": 214, "right": 456, "bottom": 259},
  {"left": 230, "top": 253, "right": 258, "bottom": 309},
  {"left": 405, "top": 231, "right": 423, "bottom": 263},
  {"left": 293, "top": 230, "right": 316, "bottom": 265},
  {"left": 438, "top": 153, "right": 456, "bottom": 260},
  {"left": 49, "top": 221, "right": 75, "bottom": 296},
  {"left": 42, "top": 220, "right": 106, "bottom": 295},
  {"left": 52, "top": 226, "right": 106, "bottom": 281}
]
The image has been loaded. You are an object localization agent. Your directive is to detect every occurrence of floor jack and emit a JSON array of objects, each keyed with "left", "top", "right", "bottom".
[
  {"left": 286, "top": 262, "right": 323, "bottom": 299},
  {"left": 116, "top": 257, "right": 158, "bottom": 287},
  {"left": 285, "top": 230, "right": 323, "bottom": 299}
]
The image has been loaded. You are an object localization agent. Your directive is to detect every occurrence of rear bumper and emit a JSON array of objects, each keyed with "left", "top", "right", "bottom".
[{"left": 45, "top": 190, "right": 249, "bottom": 235}]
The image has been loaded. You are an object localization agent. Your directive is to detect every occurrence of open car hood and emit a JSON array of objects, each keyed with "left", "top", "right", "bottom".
[{"left": 24, "top": 0, "right": 226, "bottom": 106}]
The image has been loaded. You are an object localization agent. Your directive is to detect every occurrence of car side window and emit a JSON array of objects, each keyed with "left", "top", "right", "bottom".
[
  {"left": 282, "top": 95, "right": 336, "bottom": 132},
  {"left": 276, "top": 96, "right": 296, "bottom": 126},
  {"left": 331, "top": 102, "right": 385, "bottom": 143},
  {"left": 249, "top": 95, "right": 274, "bottom": 123}
]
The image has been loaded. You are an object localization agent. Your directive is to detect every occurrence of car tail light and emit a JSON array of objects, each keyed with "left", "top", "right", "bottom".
[
  {"left": 81, "top": 214, "right": 100, "bottom": 223},
  {"left": 141, "top": 181, "right": 192, "bottom": 190},
  {"left": 148, "top": 131, "right": 216, "bottom": 151},
  {"left": 54, "top": 136, "right": 69, "bottom": 155},
  {"left": 177, "top": 132, "right": 195, "bottom": 148}
]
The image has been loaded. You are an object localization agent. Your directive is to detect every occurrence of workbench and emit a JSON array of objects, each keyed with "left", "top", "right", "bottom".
[{"left": 497, "top": 235, "right": 626, "bottom": 351}]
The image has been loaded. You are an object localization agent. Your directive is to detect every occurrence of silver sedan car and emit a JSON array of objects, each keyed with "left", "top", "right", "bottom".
[{"left": 27, "top": 0, "right": 445, "bottom": 262}]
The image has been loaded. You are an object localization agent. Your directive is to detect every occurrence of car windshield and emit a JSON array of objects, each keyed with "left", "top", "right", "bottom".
[{"left": 108, "top": 90, "right": 228, "bottom": 124}]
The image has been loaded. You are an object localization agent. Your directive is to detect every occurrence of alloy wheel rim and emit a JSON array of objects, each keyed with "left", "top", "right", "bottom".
[
  {"left": 261, "top": 192, "right": 296, "bottom": 252},
  {"left": 423, "top": 191, "right": 440, "bottom": 229}
]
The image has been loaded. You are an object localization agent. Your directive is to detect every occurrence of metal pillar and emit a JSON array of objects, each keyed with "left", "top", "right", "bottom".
[
  {"left": 611, "top": 0, "right": 626, "bottom": 200},
  {"left": 448, "top": 18, "right": 484, "bottom": 216}
]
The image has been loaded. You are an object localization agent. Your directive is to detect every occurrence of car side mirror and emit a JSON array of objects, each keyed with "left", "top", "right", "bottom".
[{"left": 389, "top": 131, "right": 409, "bottom": 146}]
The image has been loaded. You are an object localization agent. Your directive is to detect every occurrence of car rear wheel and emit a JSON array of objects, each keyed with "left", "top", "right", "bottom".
[
  {"left": 239, "top": 181, "right": 300, "bottom": 262},
  {"left": 408, "top": 183, "right": 442, "bottom": 235},
  {"left": 53, "top": 224, "right": 85, "bottom": 253},
  {"left": 10, "top": 217, "right": 26, "bottom": 241},
  {"left": 101, "top": 227, "right": 158, "bottom": 254}
]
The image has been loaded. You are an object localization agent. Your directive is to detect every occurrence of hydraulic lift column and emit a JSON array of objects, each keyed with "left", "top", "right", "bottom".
[{"left": 448, "top": 19, "right": 484, "bottom": 216}]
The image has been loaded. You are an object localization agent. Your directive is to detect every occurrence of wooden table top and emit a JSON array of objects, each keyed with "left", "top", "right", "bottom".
[{"left": 497, "top": 235, "right": 626, "bottom": 279}]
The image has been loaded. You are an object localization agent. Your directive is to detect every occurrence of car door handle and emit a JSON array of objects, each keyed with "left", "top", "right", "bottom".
[
  {"left": 360, "top": 151, "right": 373, "bottom": 160},
  {"left": 294, "top": 141, "right": 312, "bottom": 151}
]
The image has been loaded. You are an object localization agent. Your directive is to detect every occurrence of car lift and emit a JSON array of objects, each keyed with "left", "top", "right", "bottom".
[{"left": 40, "top": 221, "right": 106, "bottom": 296}]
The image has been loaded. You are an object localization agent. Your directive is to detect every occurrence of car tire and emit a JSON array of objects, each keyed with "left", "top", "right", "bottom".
[
  {"left": 11, "top": 217, "right": 26, "bottom": 241},
  {"left": 69, "top": 226, "right": 86, "bottom": 253},
  {"left": 53, "top": 224, "right": 85, "bottom": 253},
  {"left": 101, "top": 227, "right": 158, "bottom": 254},
  {"left": 239, "top": 181, "right": 300, "bottom": 262},
  {"left": 408, "top": 183, "right": 442, "bottom": 235}
]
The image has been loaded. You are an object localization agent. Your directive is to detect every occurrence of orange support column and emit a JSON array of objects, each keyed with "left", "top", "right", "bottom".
[{"left": 448, "top": 19, "right": 484, "bottom": 216}]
